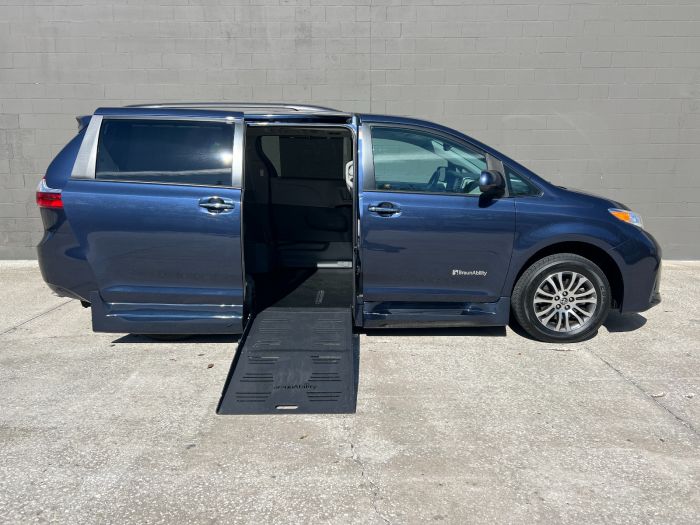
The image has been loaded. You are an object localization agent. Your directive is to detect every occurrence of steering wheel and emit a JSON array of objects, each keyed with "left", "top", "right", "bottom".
[
  {"left": 463, "top": 178, "right": 480, "bottom": 194},
  {"left": 427, "top": 167, "right": 445, "bottom": 190}
]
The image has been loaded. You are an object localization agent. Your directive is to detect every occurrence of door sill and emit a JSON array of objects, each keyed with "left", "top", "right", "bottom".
[
  {"left": 362, "top": 298, "right": 510, "bottom": 328},
  {"left": 89, "top": 292, "right": 244, "bottom": 334}
]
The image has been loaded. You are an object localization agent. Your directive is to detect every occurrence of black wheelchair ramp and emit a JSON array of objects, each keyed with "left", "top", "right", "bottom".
[{"left": 217, "top": 308, "right": 358, "bottom": 414}]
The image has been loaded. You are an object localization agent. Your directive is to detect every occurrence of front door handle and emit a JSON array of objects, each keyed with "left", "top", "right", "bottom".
[
  {"left": 368, "top": 203, "right": 401, "bottom": 216},
  {"left": 199, "top": 196, "right": 235, "bottom": 213}
]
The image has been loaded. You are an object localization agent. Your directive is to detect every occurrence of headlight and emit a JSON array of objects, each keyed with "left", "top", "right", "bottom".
[{"left": 609, "top": 208, "right": 644, "bottom": 229}]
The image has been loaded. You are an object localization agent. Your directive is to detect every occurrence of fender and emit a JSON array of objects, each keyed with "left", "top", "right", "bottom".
[{"left": 501, "top": 222, "right": 627, "bottom": 298}]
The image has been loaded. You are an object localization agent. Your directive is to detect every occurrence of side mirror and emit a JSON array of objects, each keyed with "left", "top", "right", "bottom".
[{"left": 479, "top": 170, "right": 505, "bottom": 194}]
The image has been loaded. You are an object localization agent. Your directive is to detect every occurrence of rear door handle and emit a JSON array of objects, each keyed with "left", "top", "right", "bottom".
[
  {"left": 368, "top": 203, "right": 401, "bottom": 216},
  {"left": 199, "top": 196, "right": 235, "bottom": 213}
]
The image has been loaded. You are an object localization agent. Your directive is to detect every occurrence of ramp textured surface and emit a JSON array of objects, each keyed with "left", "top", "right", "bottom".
[{"left": 218, "top": 308, "right": 357, "bottom": 414}]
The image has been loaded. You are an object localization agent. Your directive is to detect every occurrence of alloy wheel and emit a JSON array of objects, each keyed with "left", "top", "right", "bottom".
[{"left": 532, "top": 271, "right": 598, "bottom": 333}]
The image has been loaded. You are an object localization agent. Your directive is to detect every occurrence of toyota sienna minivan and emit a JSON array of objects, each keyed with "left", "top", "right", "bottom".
[{"left": 36, "top": 103, "right": 661, "bottom": 343}]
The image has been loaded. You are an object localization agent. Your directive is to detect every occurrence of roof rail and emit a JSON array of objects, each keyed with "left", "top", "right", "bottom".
[{"left": 126, "top": 102, "right": 341, "bottom": 113}]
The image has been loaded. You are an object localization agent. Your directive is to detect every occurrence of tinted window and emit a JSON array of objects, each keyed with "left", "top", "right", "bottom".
[
  {"left": 96, "top": 120, "right": 234, "bottom": 186},
  {"left": 506, "top": 165, "right": 540, "bottom": 197},
  {"left": 371, "top": 127, "right": 487, "bottom": 195},
  {"left": 258, "top": 133, "right": 350, "bottom": 180}
]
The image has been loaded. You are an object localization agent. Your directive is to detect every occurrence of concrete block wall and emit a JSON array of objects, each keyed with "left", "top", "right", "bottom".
[{"left": 1, "top": 0, "right": 699, "bottom": 259}]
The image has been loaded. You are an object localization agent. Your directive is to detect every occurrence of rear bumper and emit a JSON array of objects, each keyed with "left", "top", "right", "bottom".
[
  {"left": 37, "top": 233, "right": 95, "bottom": 303},
  {"left": 37, "top": 209, "right": 96, "bottom": 302}
]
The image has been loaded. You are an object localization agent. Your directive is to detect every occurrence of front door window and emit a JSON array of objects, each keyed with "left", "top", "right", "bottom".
[{"left": 371, "top": 127, "right": 487, "bottom": 195}]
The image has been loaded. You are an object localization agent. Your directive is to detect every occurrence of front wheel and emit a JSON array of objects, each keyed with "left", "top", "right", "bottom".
[{"left": 511, "top": 253, "right": 610, "bottom": 343}]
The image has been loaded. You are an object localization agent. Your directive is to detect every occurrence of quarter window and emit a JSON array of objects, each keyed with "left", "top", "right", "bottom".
[
  {"left": 370, "top": 127, "right": 487, "bottom": 195},
  {"left": 96, "top": 119, "right": 234, "bottom": 186},
  {"left": 505, "top": 165, "right": 540, "bottom": 197}
]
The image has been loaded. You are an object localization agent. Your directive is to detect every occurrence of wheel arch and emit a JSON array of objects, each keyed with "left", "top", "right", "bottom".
[{"left": 509, "top": 241, "right": 624, "bottom": 310}]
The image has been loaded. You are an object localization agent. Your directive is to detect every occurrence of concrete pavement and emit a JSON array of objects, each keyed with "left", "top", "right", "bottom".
[{"left": 0, "top": 261, "right": 698, "bottom": 524}]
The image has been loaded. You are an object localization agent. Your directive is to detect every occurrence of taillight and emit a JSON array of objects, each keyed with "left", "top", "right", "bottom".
[{"left": 36, "top": 178, "right": 63, "bottom": 209}]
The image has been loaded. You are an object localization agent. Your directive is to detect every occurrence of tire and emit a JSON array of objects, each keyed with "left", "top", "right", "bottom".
[{"left": 511, "top": 253, "right": 610, "bottom": 343}]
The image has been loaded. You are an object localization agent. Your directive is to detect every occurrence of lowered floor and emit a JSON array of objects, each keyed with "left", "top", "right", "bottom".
[{"left": 252, "top": 268, "right": 354, "bottom": 311}]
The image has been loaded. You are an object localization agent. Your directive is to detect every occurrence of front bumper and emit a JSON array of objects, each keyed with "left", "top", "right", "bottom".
[
  {"left": 649, "top": 261, "right": 662, "bottom": 308},
  {"left": 612, "top": 231, "right": 662, "bottom": 314}
]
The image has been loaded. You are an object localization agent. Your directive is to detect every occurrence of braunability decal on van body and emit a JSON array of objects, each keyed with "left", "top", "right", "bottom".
[{"left": 451, "top": 269, "right": 488, "bottom": 277}]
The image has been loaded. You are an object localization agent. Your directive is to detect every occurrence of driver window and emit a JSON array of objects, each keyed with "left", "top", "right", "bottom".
[{"left": 371, "top": 126, "right": 487, "bottom": 195}]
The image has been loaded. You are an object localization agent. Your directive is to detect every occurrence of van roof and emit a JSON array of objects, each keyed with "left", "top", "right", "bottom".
[
  {"left": 128, "top": 102, "right": 345, "bottom": 113},
  {"left": 92, "top": 102, "right": 353, "bottom": 122}
]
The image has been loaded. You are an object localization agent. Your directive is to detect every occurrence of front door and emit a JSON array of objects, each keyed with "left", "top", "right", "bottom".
[
  {"left": 62, "top": 113, "right": 246, "bottom": 333},
  {"left": 358, "top": 123, "right": 515, "bottom": 323}
]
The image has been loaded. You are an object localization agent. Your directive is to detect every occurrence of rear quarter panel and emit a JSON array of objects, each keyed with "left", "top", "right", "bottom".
[
  {"left": 37, "top": 127, "right": 98, "bottom": 300},
  {"left": 45, "top": 131, "right": 84, "bottom": 189}
]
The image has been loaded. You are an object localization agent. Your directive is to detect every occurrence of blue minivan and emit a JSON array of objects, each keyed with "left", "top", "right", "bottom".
[{"left": 37, "top": 103, "right": 661, "bottom": 343}]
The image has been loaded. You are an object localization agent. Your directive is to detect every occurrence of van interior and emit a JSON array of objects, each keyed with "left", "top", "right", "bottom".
[{"left": 242, "top": 125, "right": 355, "bottom": 313}]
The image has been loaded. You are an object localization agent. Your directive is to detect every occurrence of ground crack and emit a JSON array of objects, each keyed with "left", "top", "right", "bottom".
[
  {"left": 0, "top": 300, "right": 71, "bottom": 337},
  {"left": 349, "top": 441, "right": 391, "bottom": 525},
  {"left": 588, "top": 348, "right": 699, "bottom": 439}
]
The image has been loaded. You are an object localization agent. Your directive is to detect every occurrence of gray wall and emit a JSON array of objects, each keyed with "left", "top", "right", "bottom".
[{"left": 1, "top": 0, "right": 699, "bottom": 259}]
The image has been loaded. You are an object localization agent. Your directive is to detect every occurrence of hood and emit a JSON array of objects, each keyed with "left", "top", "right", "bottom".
[{"left": 556, "top": 186, "right": 629, "bottom": 210}]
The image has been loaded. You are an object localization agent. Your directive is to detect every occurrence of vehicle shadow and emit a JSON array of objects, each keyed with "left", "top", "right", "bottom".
[
  {"left": 360, "top": 326, "right": 507, "bottom": 338},
  {"left": 603, "top": 312, "right": 647, "bottom": 333},
  {"left": 506, "top": 319, "right": 538, "bottom": 341},
  {"left": 110, "top": 313, "right": 645, "bottom": 345},
  {"left": 114, "top": 326, "right": 508, "bottom": 343},
  {"left": 111, "top": 334, "right": 240, "bottom": 344},
  {"left": 507, "top": 311, "right": 648, "bottom": 343}
]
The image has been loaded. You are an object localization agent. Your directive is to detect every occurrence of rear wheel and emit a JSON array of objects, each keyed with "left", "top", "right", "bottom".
[{"left": 512, "top": 253, "right": 610, "bottom": 343}]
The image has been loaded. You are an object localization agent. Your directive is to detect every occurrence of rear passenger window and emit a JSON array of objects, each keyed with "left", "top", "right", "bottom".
[
  {"left": 96, "top": 120, "right": 234, "bottom": 186},
  {"left": 257, "top": 131, "right": 351, "bottom": 180},
  {"left": 505, "top": 165, "right": 541, "bottom": 197}
]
